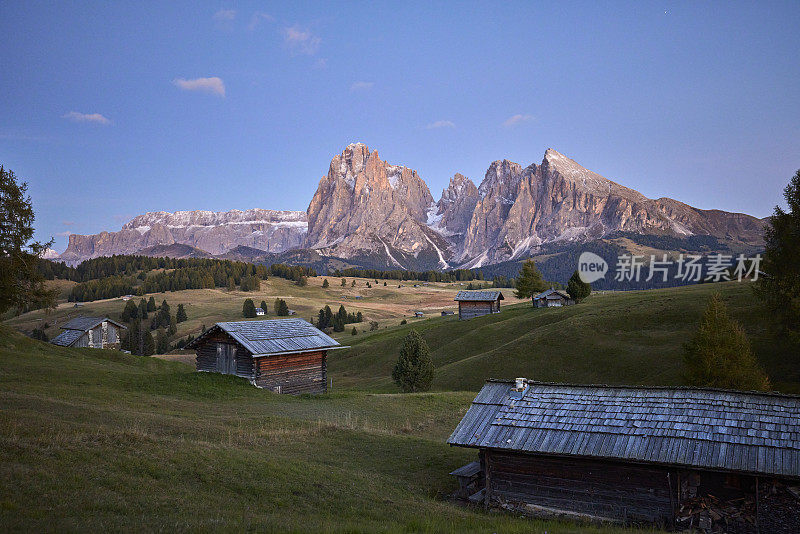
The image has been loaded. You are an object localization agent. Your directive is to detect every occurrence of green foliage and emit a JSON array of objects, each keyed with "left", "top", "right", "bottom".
[
  {"left": 30, "top": 327, "right": 48, "bottom": 342},
  {"left": 121, "top": 299, "right": 138, "bottom": 322},
  {"left": 351, "top": 326, "right": 357, "bottom": 335},
  {"left": 683, "top": 294, "right": 770, "bottom": 391},
  {"left": 260, "top": 301, "right": 268, "bottom": 315},
  {"left": 340, "top": 278, "right": 346, "bottom": 287},
  {"left": 123, "top": 319, "right": 154, "bottom": 356},
  {"left": 176, "top": 303, "right": 187, "bottom": 323},
  {"left": 757, "top": 169, "right": 800, "bottom": 336},
  {"left": 316, "top": 304, "right": 361, "bottom": 330},
  {"left": 514, "top": 259, "right": 547, "bottom": 299},
  {"left": 138, "top": 298, "right": 148, "bottom": 319},
  {"left": 322, "top": 278, "right": 329, "bottom": 288},
  {"left": 156, "top": 329, "right": 169, "bottom": 354},
  {"left": 227, "top": 277, "right": 236, "bottom": 291},
  {"left": 400, "top": 319, "right": 407, "bottom": 325},
  {"left": 369, "top": 321, "right": 379, "bottom": 331},
  {"left": 242, "top": 299, "right": 257, "bottom": 318},
  {"left": 295, "top": 275, "right": 308, "bottom": 287},
  {"left": 142, "top": 329, "right": 155, "bottom": 357},
  {"left": 147, "top": 296, "right": 156, "bottom": 311},
  {"left": 566, "top": 270, "right": 591, "bottom": 302},
  {"left": 392, "top": 330, "right": 434, "bottom": 393},
  {"left": 0, "top": 166, "right": 57, "bottom": 313},
  {"left": 351, "top": 280, "right": 356, "bottom": 287},
  {"left": 274, "top": 299, "right": 289, "bottom": 316},
  {"left": 240, "top": 275, "right": 261, "bottom": 292}
]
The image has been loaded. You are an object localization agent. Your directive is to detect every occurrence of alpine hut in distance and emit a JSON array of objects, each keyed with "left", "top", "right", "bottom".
[
  {"left": 532, "top": 288, "right": 573, "bottom": 308},
  {"left": 448, "top": 379, "right": 800, "bottom": 530},
  {"left": 454, "top": 290, "right": 504, "bottom": 320},
  {"left": 50, "top": 316, "right": 126, "bottom": 349},
  {"left": 186, "top": 318, "right": 344, "bottom": 394}
]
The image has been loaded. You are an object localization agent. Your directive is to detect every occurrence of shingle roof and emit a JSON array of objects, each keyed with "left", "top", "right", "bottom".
[
  {"left": 187, "top": 318, "right": 343, "bottom": 357},
  {"left": 60, "top": 316, "right": 126, "bottom": 332},
  {"left": 50, "top": 329, "right": 85, "bottom": 347},
  {"left": 448, "top": 380, "right": 800, "bottom": 478},
  {"left": 533, "top": 288, "right": 571, "bottom": 300},
  {"left": 454, "top": 290, "right": 504, "bottom": 302}
]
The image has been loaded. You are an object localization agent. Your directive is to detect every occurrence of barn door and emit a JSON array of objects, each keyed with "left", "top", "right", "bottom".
[{"left": 215, "top": 343, "right": 237, "bottom": 375}]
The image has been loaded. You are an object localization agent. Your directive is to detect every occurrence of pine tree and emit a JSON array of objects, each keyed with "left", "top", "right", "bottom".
[
  {"left": 351, "top": 326, "right": 357, "bottom": 335},
  {"left": 295, "top": 275, "right": 308, "bottom": 287},
  {"left": 275, "top": 299, "right": 289, "bottom": 316},
  {"left": 125, "top": 320, "right": 141, "bottom": 354},
  {"left": 566, "top": 270, "right": 591, "bottom": 302},
  {"left": 260, "top": 301, "right": 268, "bottom": 315},
  {"left": 337, "top": 305, "right": 348, "bottom": 328},
  {"left": 515, "top": 259, "right": 547, "bottom": 299},
  {"left": 684, "top": 294, "right": 770, "bottom": 391},
  {"left": 356, "top": 311, "right": 363, "bottom": 323},
  {"left": 142, "top": 330, "right": 155, "bottom": 357},
  {"left": 168, "top": 316, "right": 177, "bottom": 336},
  {"left": 322, "top": 279, "right": 329, "bottom": 288},
  {"left": 138, "top": 298, "right": 148, "bottom": 319},
  {"left": 317, "top": 308, "right": 327, "bottom": 329},
  {"left": 351, "top": 280, "right": 356, "bottom": 287},
  {"left": 323, "top": 305, "right": 333, "bottom": 327},
  {"left": 757, "top": 169, "right": 800, "bottom": 335},
  {"left": 156, "top": 329, "right": 169, "bottom": 354},
  {"left": 176, "top": 303, "right": 187, "bottom": 323},
  {"left": 392, "top": 330, "right": 434, "bottom": 393},
  {"left": 227, "top": 277, "right": 236, "bottom": 291},
  {"left": 122, "top": 299, "right": 138, "bottom": 322},
  {"left": 243, "top": 298, "right": 256, "bottom": 318},
  {"left": 341, "top": 278, "right": 347, "bottom": 287},
  {"left": 147, "top": 296, "right": 156, "bottom": 311}
]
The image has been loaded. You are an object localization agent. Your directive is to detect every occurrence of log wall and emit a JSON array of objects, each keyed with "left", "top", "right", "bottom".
[
  {"left": 255, "top": 350, "right": 327, "bottom": 395},
  {"left": 458, "top": 300, "right": 498, "bottom": 320},
  {"left": 485, "top": 451, "right": 675, "bottom": 525},
  {"left": 194, "top": 332, "right": 255, "bottom": 379}
]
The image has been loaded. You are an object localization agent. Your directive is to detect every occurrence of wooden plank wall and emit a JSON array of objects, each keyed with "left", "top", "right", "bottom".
[
  {"left": 255, "top": 350, "right": 327, "bottom": 395},
  {"left": 193, "top": 332, "right": 255, "bottom": 379},
  {"left": 459, "top": 301, "right": 495, "bottom": 320},
  {"left": 486, "top": 451, "right": 674, "bottom": 524}
]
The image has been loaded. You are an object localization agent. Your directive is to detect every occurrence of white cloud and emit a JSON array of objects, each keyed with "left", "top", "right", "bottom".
[
  {"left": 61, "top": 111, "right": 111, "bottom": 125},
  {"left": 503, "top": 114, "right": 534, "bottom": 127},
  {"left": 282, "top": 25, "right": 321, "bottom": 55},
  {"left": 55, "top": 231, "right": 72, "bottom": 237},
  {"left": 172, "top": 77, "right": 226, "bottom": 97},
  {"left": 350, "top": 81, "right": 374, "bottom": 92},
  {"left": 247, "top": 12, "right": 274, "bottom": 31},
  {"left": 213, "top": 9, "right": 236, "bottom": 21},
  {"left": 425, "top": 120, "right": 456, "bottom": 130}
]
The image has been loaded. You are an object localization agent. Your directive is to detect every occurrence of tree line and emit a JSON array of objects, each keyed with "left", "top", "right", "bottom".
[{"left": 315, "top": 304, "right": 363, "bottom": 332}]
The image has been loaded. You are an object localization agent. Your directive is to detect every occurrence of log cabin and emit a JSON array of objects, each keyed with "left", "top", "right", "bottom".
[
  {"left": 532, "top": 288, "right": 573, "bottom": 308},
  {"left": 50, "top": 316, "right": 126, "bottom": 349},
  {"left": 448, "top": 379, "right": 800, "bottom": 530},
  {"left": 454, "top": 290, "right": 504, "bottom": 320},
  {"left": 185, "top": 318, "right": 344, "bottom": 394}
]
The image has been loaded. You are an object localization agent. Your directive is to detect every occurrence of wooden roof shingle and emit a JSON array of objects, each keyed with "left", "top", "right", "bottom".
[
  {"left": 448, "top": 380, "right": 800, "bottom": 478},
  {"left": 454, "top": 290, "right": 504, "bottom": 302}
]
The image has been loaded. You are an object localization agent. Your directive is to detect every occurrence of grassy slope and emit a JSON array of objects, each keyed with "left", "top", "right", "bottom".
[
  {"left": 331, "top": 281, "right": 800, "bottom": 393},
  {"left": 6, "top": 276, "right": 526, "bottom": 344},
  {"left": 0, "top": 328, "right": 648, "bottom": 533}
]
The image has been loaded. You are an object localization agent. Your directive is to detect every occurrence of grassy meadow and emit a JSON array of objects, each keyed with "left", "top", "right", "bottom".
[
  {"left": 0, "top": 327, "right": 653, "bottom": 533},
  {"left": 2, "top": 277, "right": 795, "bottom": 531}
]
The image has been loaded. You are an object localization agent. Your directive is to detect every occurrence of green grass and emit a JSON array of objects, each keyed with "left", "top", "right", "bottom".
[
  {"left": 0, "top": 327, "right": 654, "bottom": 532},
  {"left": 331, "top": 281, "right": 800, "bottom": 393}
]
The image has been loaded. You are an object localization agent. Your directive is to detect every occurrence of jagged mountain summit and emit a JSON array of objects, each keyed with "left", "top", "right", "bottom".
[{"left": 55, "top": 144, "right": 765, "bottom": 270}]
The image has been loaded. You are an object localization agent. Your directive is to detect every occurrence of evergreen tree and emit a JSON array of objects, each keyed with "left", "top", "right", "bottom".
[
  {"left": 296, "top": 275, "right": 308, "bottom": 287},
  {"left": 227, "top": 277, "right": 236, "bottom": 291},
  {"left": 31, "top": 327, "right": 48, "bottom": 342},
  {"left": 566, "top": 270, "right": 592, "bottom": 302},
  {"left": 356, "top": 311, "right": 363, "bottom": 323},
  {"left": 243, "top": 298, "right": 257, "bottom": 318},
  {"left": 515, "top": 259, "right": 547, "bottom": 299},
  {"left": 757, "top": 169, "right": 800, "bottom": 335},
  {"left": 142, "top": 329, "right": 155, "bottom": 357},
  {"left": 122, "top": 299, "right": 138, "bottom": 322},
  {"left": 260, "top": 301, "right": 268, "bottom": 315},
  {"left": 392, "top": 330, "right": 434, "bottom": 393},
  {"left": 156, "top": 329, "right": 169, "bottom": 354},
  {"left": 138, "top": 298, "right": 148, "bottom": 319},
  {"left": 176, "top": 303, "right": 187, "bottom": 323},
  {"left": 0, "top": 165, "right": 57, "bottom": 314},
  {"left": 324, "top": 305, "right": 333, "bottom": 327},
  {"left": 147, "top": 296, "right": 156, "bottom": 311},
  {"left": 341, "top": 278, "right": 347, "bottom": 287},
  {"left": 168, "top": 316, "right": 177, "bottom": 336},
  {"left": 337, "top": 305, "right": 348, "bottom": 328},
  {"left": 684, "top": 294, "right": 770, "bottom": 391},
  {"left": 351, "top": 326, "right": 357, "bottom": 335},
  {"left": 124, "top": 320, "right": 141, "bottom": 354},
  {"left": 322, "top": 279, "right": 329, "bottom": 288},
  {"left": 351, "top": 280, "right": 356, "bottom": 287},
  {"left": 317, "top": 308, "right": 327, "bottom": 329},
  {"left": 275, "top": 299, "right": 289, "bottom": 316}
]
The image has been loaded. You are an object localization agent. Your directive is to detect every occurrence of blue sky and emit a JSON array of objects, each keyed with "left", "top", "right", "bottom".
[{"left": 1, "top": 1, "right": 798, "bottom": 252}]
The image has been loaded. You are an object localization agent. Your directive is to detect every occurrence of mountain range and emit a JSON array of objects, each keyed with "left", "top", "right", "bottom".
[{"left": 57, "top": 143, "right": 766, "bottom": 271}]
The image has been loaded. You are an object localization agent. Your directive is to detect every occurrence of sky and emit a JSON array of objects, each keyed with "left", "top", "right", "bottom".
[{"left": 1, "top": 1, "right": 799, "bottom": 253}]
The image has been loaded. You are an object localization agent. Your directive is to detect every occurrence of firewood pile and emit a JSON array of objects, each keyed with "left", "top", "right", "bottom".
[{"left": 675, "top": 481, "right": 800, "bottom": 533}]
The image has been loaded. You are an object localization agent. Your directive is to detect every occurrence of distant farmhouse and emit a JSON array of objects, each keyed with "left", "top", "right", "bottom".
[
  {"left": 448, "top": 379, "right": 800, "bottom": 529},
  {"left": 186, "top": 319, "right": 344, "bottom": 394},
  {"left": 532, "top": 288, "right": 573, "bottom": 308},
  {"left": 454, "top": 290, "right": 504, "bottom": 320},
  {"left": 50, "top": 316, "right": 126, "bottom": 349},
  {"left": 255, "top": 307, "right": 266, "bottom": 316}
]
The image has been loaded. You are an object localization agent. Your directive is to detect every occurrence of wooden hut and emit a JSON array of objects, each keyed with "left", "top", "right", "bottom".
[
  {"left": 50, "top": 316, "right": 126, "bottom": 349},
  {"left": 454, "top": 290, "right": 504, "bottom": 320},
  {"left": 448, "top": 379, "right": 800, "bottom": 529},
  {"left": 185, "top": 318, "right": 344, "bottom": 394},
  {"left": 532, "top": 288, "right": 573, "bottom": 308}
]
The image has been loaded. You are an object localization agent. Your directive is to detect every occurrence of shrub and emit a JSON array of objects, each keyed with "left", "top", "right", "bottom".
[{"left": 242, "top": 298, "right": 256, "bottom": 318}]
